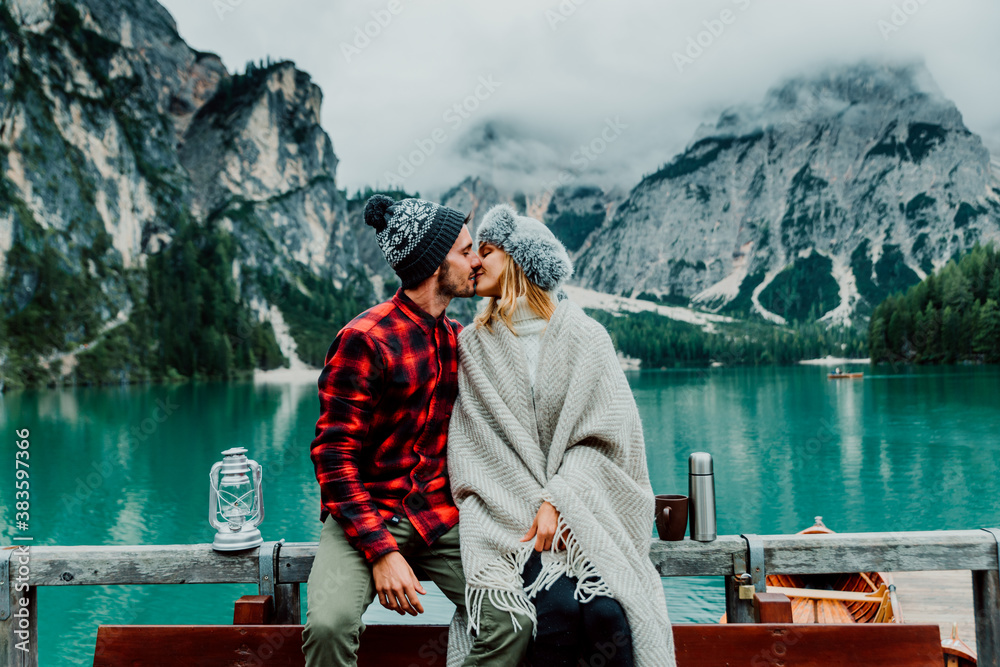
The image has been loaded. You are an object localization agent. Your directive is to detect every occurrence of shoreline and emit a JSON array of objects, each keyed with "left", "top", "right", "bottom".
[
  {"left": 798, "top": 355, "right": 871, "bottom": 366},
  {"left": 253, "top": 366, "right": 321, "bottom": 384}
]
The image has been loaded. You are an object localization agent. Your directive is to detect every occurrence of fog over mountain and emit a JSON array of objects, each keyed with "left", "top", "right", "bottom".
[{"left": 158, "top": 0, "right": 1000, "bottom": 197}]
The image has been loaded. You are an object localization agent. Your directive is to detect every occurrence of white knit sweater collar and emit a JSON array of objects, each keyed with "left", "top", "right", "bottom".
[{"left": 509, "top": 295, "right": 548, "bottom": 335}]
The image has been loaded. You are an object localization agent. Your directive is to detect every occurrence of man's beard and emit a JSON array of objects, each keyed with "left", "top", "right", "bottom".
[{"left": 437, "top": 259, "right": 475, "bottom": 299}]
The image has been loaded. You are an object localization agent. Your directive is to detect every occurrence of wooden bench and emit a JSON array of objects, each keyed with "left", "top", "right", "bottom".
[
  {"left": 10, "top": 530, "right": 997, "bottom": 667},
  {"left": 93, "top": 593, "right": 947, "bottom": 666}
]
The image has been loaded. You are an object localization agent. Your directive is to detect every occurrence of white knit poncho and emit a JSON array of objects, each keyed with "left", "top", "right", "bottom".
[{"left": 445, "top": 298, "right": 676, "bottom": 666}]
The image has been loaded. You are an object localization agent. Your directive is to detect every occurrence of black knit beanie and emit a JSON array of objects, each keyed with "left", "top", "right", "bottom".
[{"left": 363, "top": 195, "right": 467, "bottom": 288}]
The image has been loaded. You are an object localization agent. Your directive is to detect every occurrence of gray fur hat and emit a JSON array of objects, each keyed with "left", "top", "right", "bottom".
[{"left": 476, "top": 204, "right": 573, "bottom": 291}]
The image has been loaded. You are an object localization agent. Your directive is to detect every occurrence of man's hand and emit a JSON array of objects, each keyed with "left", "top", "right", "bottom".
[
  {"left": 372, "top": 551, "right": 426, "bottom": 616},
  {"left": 520, "top": 501, "right": 570, "bottom": 552}
]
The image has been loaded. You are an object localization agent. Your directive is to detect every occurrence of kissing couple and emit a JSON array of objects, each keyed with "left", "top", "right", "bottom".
[{"left": 302, "top": 194, "right": 676, "bottom": 666}]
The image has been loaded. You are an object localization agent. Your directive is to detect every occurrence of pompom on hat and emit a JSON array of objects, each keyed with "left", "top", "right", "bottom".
[
  {"left": 476, "top": 204, "right": 573, "bottom": 291},
  {"left": 363, "top": 194, "right": 467, "bottom": 288}
]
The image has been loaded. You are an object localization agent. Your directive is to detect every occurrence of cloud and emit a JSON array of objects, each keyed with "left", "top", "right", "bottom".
[{"left": 161, "top": 0, "right": 1000, "bottom": 197}]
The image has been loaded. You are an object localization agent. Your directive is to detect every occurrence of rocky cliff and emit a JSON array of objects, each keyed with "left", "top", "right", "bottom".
[
  {"left": 0, "top": 0, "right": 370, "bottom": 384},
  {"left": 571, "top": 62, "right": 1000, "bottom": 325},
  {"left": 180, "top": 62, "right": 358, "bottom": 285}
]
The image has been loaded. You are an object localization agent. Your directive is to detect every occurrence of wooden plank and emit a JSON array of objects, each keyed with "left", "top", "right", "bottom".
[
  {"left": 18, "top": 529, "right": 1000, "bottom": 587},
  {"left": 973, "top": 569, "right": 1000, "bottom": 667},
  {"left": 273, "top": 583, "right": 301, "bottom": 624},
  {"left": 94, "top": 624, "right": 450, "bottom": 667},
  {"left": 672, "top": 623, "right": 944, "bottom": 666},
  {"left": 287, "top": 531, "right": 998, "bottom": 580},
  {"left": 254, "top": 530, "right": 996, "bottom": 582},
  {"left": 724, "top": 576, "right": 755, "bottom": 623},
  {"left": 92, "top": 623, "right": 945, "bottom": 667},
  {"left": 27, "top": 544, "right": 259, "bottom": 586},
  {"left": 754, "top": 593, "right": 794, "bottom": 623},
  {"left": 647, "top": 536, "right": 746, "bottom": 577},
  {"left": 94, "top": 625, "right": 306, "bottom": 667},
  {"left": 283, "top": 531, "right": 1000, "bottom": 580},
  {"left": 1, "top": 550, "right": 37, "bottom": 667},
  {"left": 892, "top": 571, "right": 976, "bottom": 651},
  {"left": 234, "top": 595, "right": 274, "bottom": 625},
  {"left": 266, "top": 542, "right": 316, "bottom": 584},
  {"left": 763, "top": 531, "right": 997, "bottom": 575}
]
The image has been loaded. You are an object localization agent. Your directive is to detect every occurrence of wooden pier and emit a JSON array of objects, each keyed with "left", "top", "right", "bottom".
[
  {"left": 2, "top": 528, "right": 999, "bottom": 666},
  {"left": 894, "top": 570, "right": 978, "bottom": 650}
]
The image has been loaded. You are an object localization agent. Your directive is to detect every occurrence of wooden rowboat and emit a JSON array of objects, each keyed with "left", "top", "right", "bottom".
[
  {"left": 722, "top": 517, "right": 977, "bottom": 666},
  {"left": 828, "top": 372, "right": 864, "bottom": 379},
  {"left": 768, "top": 516, "right": 900, "bottom": 623},
  {"left": 942, "top": 623, "right": 978, "bottom": 667},
  {"left": 720, "top": 517, "right": 898, "bottom": 624}
]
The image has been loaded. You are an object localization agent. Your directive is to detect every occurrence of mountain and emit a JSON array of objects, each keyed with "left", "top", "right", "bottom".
[
  {"left": 570, "top": 62, "right": 1000, "bottom": 326},
  {"left": 3, "top": 0, "right": 996, "bottom": 386},
  {"left": 0, "top": 0, "right": 372, "bottom": 386},
  {"left": 433, "top": 63, "right": 1000, "bottom": 328},
  {"left": 179, "top": 62, "right": 359, "bottom": 285}
]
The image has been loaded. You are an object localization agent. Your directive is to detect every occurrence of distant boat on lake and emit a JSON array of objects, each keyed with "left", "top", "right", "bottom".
[{"left": 828, "top": 367, "right": 864, "bottom": 379}]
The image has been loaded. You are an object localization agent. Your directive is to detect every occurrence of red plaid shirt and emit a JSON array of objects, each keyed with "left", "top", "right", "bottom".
[{"left": 311, "top": 289, "right": 462, "bottom": 563}]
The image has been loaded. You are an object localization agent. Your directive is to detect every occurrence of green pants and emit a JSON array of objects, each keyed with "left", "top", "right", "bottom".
[{"left": 302, "top": 515, "right": 532, "bottom": 666}]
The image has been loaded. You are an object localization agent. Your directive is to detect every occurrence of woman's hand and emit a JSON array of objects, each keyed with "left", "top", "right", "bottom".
[{"left": 521, "top": 501, "right": 570, "bottom": 552}]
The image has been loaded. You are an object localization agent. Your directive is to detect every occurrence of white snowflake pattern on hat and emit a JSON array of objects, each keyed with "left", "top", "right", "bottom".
[{"left": 378, "top": 199, "right": 437, "bottom": 266}]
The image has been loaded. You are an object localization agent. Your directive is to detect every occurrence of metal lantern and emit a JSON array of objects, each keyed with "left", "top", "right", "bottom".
[{"left": 209, "top": 447, "right": 265, "bottom": 551}]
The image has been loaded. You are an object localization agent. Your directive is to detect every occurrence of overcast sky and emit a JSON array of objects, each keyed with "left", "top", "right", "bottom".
[{"left": 159, "top": 0, "right": 1000, "bottom": 198}]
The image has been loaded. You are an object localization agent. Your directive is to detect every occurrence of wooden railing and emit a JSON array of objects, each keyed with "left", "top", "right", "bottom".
[{"left": 3, "top": 528, "right": 998, "bottom": 667}]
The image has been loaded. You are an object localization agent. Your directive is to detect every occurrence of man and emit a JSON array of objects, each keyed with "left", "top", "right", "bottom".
[{"left": 303, "top": 194, "right": 532, "bottom": 666}]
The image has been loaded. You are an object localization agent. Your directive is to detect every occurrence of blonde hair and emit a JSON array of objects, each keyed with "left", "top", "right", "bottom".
[{"left": 474, "top": 251, "right": 556, "bottom": 332}]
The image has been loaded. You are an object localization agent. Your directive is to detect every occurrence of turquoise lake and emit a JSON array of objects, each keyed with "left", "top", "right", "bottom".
[{"left": 1, "top": 365, "right": 998, "bottom": 665}]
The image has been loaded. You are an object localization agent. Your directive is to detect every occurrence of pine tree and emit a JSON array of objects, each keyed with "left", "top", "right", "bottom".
[
  {"left": 867, "top": 242, "right": 998, "bottom": 364},
  {"left": 942, "top": 264, "right": 971, "bottom": 312},
  {"left": 922, "top": 301, "right": 940, "bottom": 362},
  {"left": 887, "top": 310, "right": 903, "bottom": 357},
  {"left": 941, "top": 306, "right": 959, "bottom": 363},
  {"left": 869, "top": 315, "right": 888, "bottom": 364},
  {"left": 974, "top": 299, "right": 1000, "bottom": 362}
]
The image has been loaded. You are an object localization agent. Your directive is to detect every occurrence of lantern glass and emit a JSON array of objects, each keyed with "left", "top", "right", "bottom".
[{"left": 218, "top": 473, "right": 254, "bottom": 530}]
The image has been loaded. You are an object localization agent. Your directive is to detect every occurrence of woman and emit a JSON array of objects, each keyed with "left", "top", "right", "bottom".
[{"left": 446, "top": 204, "right": 676, "bottom": 667}]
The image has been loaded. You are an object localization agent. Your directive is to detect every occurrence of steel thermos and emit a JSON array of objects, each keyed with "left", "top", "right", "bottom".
[{"left": 688, "top": 452, "right": 717, "bottom": 542}]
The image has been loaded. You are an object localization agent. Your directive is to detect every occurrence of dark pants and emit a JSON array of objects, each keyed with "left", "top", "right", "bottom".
[{"left": 522, "top": 551, "right": 635, "bottom": 667}]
